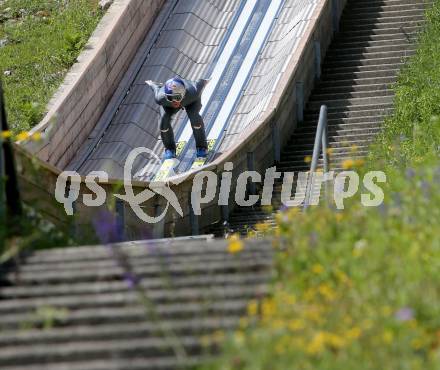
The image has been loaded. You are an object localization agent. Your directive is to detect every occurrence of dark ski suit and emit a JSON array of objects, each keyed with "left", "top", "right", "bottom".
[{"left": 149, "top": 78, "right": 208, "bottom": 151}]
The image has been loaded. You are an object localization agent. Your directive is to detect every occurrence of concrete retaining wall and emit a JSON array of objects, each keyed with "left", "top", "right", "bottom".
[{"left": 23, "top": 0, "right": 165, "bottom": 170}]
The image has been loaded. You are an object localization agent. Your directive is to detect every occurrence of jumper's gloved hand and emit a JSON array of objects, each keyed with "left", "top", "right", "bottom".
[{"left": 145, "top": 80, "right": 163, "bottom": 88}]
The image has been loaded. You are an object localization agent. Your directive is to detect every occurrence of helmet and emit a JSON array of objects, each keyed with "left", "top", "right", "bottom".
[{"left": 164, "top": 78, "right": 186, "bottom": 102}]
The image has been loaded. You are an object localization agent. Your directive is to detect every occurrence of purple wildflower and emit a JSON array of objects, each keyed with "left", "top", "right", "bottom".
[
  {"left": 378, "top": 202, "right": 388, "bottom": 217},
  {"left": 391, "top": 192, "right": 402, "bottom": 209},
  {"left": 405, "top": 168, "right": 416, "bottom": 180},
  {"left": 309, "top": 231, "right": 318, "bottom": 248},
  {"left": 92, "top": 209, "right": 123, "bottom": 244},
  {"left": 124, "top": 272, "right": 140, "bottom": 289},
  {"left": 434, "top": 166, "right": 440, "bottom": 184},
  {"left": 420, "top": 180, "right": 430, "bottom": 198},
  {"left": 395, "top": 307, "right": 414, "bottom": 322}
]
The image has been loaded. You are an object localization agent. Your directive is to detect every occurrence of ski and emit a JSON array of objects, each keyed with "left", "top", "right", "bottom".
[
  {"left": 152, "top": 141, "right": 187, "bottom": 182},
  {"left": 190, "top": 139, "right": 216, "bottom": 170}
]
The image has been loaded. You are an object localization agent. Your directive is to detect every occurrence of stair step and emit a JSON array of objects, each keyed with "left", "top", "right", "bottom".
[
  {"left": 311, "top": 89, "right": 393, "bottom": 101},
  {"left": 321, "top": 69, "right": 401, "bottom": 83},
  {"left": 292, "top": 127, "right": 381, "bottom": 140},
  {"left": 0, "top": 335, "right": 207, "bottom": 367},
  {"left": 281, "top": 143, "right": 371, "bottom": 156},
  {"left": 0, "top": 299, "right": 253, "bottom": 331},
  {"left": 332, "top": 39, "right": 415, "bottom": 51},
  {"left": 306, "top": 102, "right": 394, "bottom": 113},
  {"left": 337, "top": 25, "right": 422, "bottom": 37},
  {"left": 345, "top": 0, "right": 431, "bottom": 11},
  {"left": 314, "top": 82, "right": 393, "bottom": 95},
  {"left": 296, "top": 121, "right": 383, "bottom": 133},
  {"left": 308, "top": 95, "right": 394, "bottom": 110},
  {"left": 0, "top": 283, "right": 269, "bottom": 315},
  {"left": 0, "top": 318, "right": 238, "bottom": 347},
  {"left": 334, "top": 31, "right": 420, "bottom": 44},
  {"left": 341, "top": 14, "right": 426, "bottom": 27},
  {"left": 0, "top": 356, "right": 207, "bottom": 370},
  {"left": 0, "top": 272, "right": 270, "bottom": 299},
  {"left": 343, "top": 5, "right": 427, "bottom": 17},
  {"left": 325, "top": 49, "right": 416, "bottom": 63},
  {"left": 328, "top": 43, "right": 415, "bottom": 56},
  {"left": 322, "top": 62, "right": 404, "bottom": 74}
]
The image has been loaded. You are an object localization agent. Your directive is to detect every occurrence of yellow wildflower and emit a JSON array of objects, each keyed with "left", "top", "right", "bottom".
[
  {"left": 408, "top": 319, "right": 418, "bottom": 329},
  {"left": 280, "top": 292, "right": 296, "bottom": 305},
  {"left": 16, "top": 131, "right": 30, "bottom": 141},
  {"left": 318, "top": 283, "right": 336, "bottom": 301},
  {"left": 312, "top": 263, "right": 324, "bottom": 275},
  {"left": 234, "top": 330, "right": 245, "bottom": 345},
  {"left": 239, "top": 317, "right": 249, "bottom": 329},
  {"left": 275, "top": 335, "right": 291, "bottom": 354},
  {"left": 261, "top": 298, "right": 276, "bottom": 318},
  {"left": 288, "top": 207, "right": 300, "bottom": 219},
  {"left": 307, "top": 332, "right": 326, "bottom": 354},
  {"left": 326, "top": 147, "right": 334, "bottom": 155},
  {"left": 381, "top": 306, "right": 392, "bottom": 317},
  {"left": 247, "top": 300, "right": 258, "bottom": 316},
  {"left": 227, "top": 234, "right": 243, "bottom": 254},
  {"left": 275, "top": 341, "right": 286, "bottom": 355},
  {"left": 346, "top": 327, "right": 362, "bottom": 340},
  {"left": 292, "top": 337, "right": 306, "bottom": 350},
  {"left": 304, "top": 288, "right": 316, "bottom": 301},
  {"left": 271, "top": 319, "right": 284, "bottom": 330},
  {"left": 31, "top": 132, "right": 42, "bottom": 141},
  {"left": 382, "top": 330, "right": 394, "bottom": 344},
  {"left": 304, "top": 155, "right": 312, "bottom": 163},
  {"left": 200, "top": 335, "right": 211, "bottom": 348},
  {"left": 288, "top": 319, "right": 305, "bottom": 331},
  {"left": 350, "top": 144, "right": 358, "bottom": 153},
  {"left": 355, "top": 159, "right": 365, "bottom": 167},
  {"left": 342, "top": 159, "right": 355, "bottom": 170},
  {"left": 352, "top": 248, "right": 363, "bottom": 258},
  {"left": 361, "top": 319, "right": 373, "bottom": 330},
  {"left": 212, "top": 330, "right": 225, "bottom": 343},
  {"left": 326, "top": 333, "right": 346, "bottom": 349},
  {"left": 411, "top": 338, "right": 423, "bottom": 350},
  {"left": 335, "top": 269, "right": 350, "bottom": 285},
  {"left": 261, "top": 205, "right": 273, "bottom": 214},
  {"left": 305, "top": 307, "right": 322, "bottom": 323},
  {"left": 0, "top": 130, "right": 12, "bottom": 139},
  {"left": 255, "top": 222, "right": 270, "bottom": 233}
]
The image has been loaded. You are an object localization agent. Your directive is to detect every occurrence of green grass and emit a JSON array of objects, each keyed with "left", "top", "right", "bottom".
[
  {"left": 371, "top": 1, "right": 440, "bottom": 165},
  {"left": 0, "top": 0, "right": 103, "bottom": 132},
  {"left": 200, "top": 1, "right": 440, "bottom": 369}
]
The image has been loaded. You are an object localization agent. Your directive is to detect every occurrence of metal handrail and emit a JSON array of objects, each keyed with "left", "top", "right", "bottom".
[{"left": 303, "top": 105, "right": 329, "bottom": 210}]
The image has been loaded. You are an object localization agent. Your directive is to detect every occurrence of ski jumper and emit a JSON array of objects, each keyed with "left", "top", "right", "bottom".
[{"left": 149, "top": 78, "right": 208, "bottom": 151}]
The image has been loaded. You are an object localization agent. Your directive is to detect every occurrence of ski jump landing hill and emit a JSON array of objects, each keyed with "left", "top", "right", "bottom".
[{"left": 16, "top": 0, "right": 347, "bottom": 238}]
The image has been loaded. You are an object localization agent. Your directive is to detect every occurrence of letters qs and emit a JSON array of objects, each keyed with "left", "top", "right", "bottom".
[{"left": 54, "top": 147, "right": 184, "bottom": 224}]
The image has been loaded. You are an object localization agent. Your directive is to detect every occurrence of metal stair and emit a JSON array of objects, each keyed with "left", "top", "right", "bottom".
[
  {"left": 0, "top": 238, "right": 271, "bottom": 369},
  {"left": 207, "top": 0, "right": 431, "bottom": 236}
]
